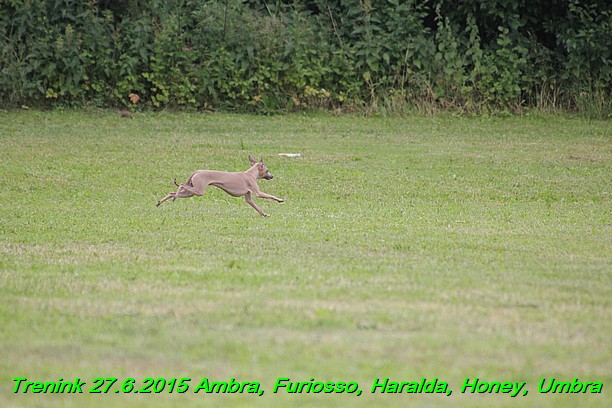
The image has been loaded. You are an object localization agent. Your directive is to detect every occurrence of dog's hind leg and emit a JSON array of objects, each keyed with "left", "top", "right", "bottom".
[
  {"left": 157, "top": 184, "right": 199, "bottom": 207},
  {"left": 157, "top": 192, "right": 176, "bottom": 206},
  {"left": 176, "top": 183, "right": 205, "bottom": 197}
]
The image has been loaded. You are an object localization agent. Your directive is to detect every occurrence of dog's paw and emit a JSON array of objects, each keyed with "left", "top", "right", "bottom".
[
  {"left": 262, "top": 213, "right": 271, "bottom": 217},
  {"left": 278, "top": 198, "right": 285, "bottom": 203}
]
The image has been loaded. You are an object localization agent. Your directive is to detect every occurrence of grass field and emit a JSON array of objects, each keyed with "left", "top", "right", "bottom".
[{"left": 0, "top": 110, "right": 610, "bottom": 407}]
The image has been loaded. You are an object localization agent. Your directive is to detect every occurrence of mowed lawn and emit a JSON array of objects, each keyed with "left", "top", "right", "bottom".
[{"left": 0, "top": 111, "right": 609, "bottom": 407}]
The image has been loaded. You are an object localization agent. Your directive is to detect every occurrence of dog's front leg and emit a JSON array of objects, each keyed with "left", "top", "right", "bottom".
[
  {"left": 255, "top": 191, "right": 285, "bottom": 203},
  {"left": 245, "top": 192, "right": 269, "bottom": 217}
]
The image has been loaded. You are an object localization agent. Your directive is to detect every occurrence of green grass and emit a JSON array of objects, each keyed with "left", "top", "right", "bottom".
[{"left": 0, "top": 110, "right": 610, "bottom": 407}]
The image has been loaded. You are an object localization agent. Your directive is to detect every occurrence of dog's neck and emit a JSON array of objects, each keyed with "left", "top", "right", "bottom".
[{"left": 245, "top": 164, "right": 260, "bottom": 179}]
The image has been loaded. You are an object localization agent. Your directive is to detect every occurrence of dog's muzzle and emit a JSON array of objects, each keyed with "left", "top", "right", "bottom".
[{"left": 264, "top": 174, "right": 273, "bottom": 180}]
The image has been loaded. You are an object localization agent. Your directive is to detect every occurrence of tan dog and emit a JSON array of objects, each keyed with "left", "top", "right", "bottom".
[{"left": 157, "top": 155, "right": 284, "bottom": 217}]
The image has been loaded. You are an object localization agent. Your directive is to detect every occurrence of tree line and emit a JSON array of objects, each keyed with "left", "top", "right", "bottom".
[{"left": 1, "top": 0, "right": 609, "bottom": 116}]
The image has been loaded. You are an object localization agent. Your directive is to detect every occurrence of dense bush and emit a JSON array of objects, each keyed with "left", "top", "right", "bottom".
[{"left": 0, "top": 0, "right": 609, "bottom": 116}]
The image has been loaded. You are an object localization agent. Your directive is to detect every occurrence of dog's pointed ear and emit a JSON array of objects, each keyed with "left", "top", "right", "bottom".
[
  {"left": 248, "top": 154, "right": 256, "bottom": 166},
  {"left": 259, "top": 156, "right": 264, "bottom": 163}
]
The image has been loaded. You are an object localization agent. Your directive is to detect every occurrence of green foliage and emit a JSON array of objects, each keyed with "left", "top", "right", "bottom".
[
  {"left": 480, "top": 26, "right": 530, "bottom": 109},
  {"left": 559, "top": 0, "right": 611, "bottom": 117},
  {"left": 0, "top": 0, "right": 609, "bottom": 115}
]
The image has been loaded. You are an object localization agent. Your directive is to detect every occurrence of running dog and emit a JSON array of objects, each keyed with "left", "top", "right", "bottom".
[{"left": 157, "top": 155, "right": 284, "bottom": 217}]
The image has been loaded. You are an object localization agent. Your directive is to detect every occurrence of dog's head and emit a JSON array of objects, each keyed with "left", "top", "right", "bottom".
[{"left": 249, "top": 154, "right": 273, "bottom": 180}]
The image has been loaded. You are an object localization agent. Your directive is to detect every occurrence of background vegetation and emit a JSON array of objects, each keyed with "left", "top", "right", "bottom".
[{"left": 1, "top": 0, "right": 610, "bottom": 116}]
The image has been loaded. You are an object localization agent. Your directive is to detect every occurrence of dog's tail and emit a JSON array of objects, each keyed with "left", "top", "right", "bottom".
[{"left": 174, "top": 172, "right": 195, "bottom": 187}]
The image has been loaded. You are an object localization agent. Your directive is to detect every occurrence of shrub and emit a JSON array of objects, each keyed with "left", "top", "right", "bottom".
[{"left": 0, "top": 0, "right": 609, "bottom": 116}]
